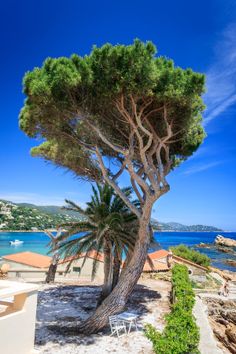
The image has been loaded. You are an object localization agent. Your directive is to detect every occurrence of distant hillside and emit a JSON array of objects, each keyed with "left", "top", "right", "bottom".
[
  {"left": 0, "top": 200, "right": 222, "bottom": 232},
  {"left": 152, "top": 220, "right": 222, "bottom": 232},
  {"left": 0, "top": 200, "right": 81, "bottom": 231},
  {"left": 16, "top": 203, "right": 79, "bottom": 218}
]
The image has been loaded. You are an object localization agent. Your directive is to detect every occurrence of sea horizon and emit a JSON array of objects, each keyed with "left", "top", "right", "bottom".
[{"left": 1, "top": 231, "right": 236, "bottom": 272}]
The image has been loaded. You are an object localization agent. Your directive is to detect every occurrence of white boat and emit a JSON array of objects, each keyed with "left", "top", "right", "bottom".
[{"left": 9, "top": 239, "right": 24, "bottom": 245}]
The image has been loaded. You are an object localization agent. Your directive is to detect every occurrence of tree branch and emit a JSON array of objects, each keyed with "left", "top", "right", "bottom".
[
  {"left": 130, "top": 177, "right": 144, "bottom": 205},
  {"left": 95, "top": 147, "right": 141, "bottom": 218},
  {"left": 86, "top": 121, "right": 125, "bottom": 154}
]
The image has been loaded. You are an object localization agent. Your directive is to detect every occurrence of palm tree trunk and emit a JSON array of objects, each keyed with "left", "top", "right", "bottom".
[
  {"left": 45, "top": 263, "right": 57, "bottom": 283},
  {"left": 112, "top": 249, "right": 121, "bottom": 290},
  {"left": 98, "top": 238, "right": 113, "bottom": 304},
  {"left": 45, "top": 250, "right": 59, "bottom": 283},
  {"left": 78, "top": 204, "right": 152, "bottom": 334}
]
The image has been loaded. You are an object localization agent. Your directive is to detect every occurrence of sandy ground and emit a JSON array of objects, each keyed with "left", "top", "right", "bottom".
[{"left": 35, "top": 277, "right": 171, "bottom": 354}]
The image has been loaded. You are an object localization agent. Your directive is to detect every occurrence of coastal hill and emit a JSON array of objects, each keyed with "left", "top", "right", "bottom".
[
  {"left": 0, "top": 200, "right": 222, "bottom": 232},
  {"left": 152, "top": 220, "right": 222, "bottom": 232},
  {"left": 0, "top": 200, "right": 80, "bottom": 231},
  {"left": 16, "top": 202, "right": 80, "bottom": 218}
]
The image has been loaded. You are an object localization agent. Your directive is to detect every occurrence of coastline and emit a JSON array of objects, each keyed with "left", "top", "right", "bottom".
[
  {"left": 0, "top": 229, "right": 57, "bottom": 233},
  {"left": 0, "top": 229, "right": 230, "bottom": 233},
  {"left": 153, "top": 230, "right": 227, "bottom": 233},
  {"left": 1, "top": 230, "right": 235, "bottom": 272}
]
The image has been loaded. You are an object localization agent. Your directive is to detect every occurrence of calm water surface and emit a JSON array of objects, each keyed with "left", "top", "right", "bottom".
[{"left": 0, "top": 231, "right": 236, "bottom": 272}]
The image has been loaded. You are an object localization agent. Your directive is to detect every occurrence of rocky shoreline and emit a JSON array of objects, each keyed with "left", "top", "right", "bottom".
[
  {"left": 197, "top": 235, "right": 236, "bottom": 251},
  {"left": 203, "top": 297, "right": 236, "bottom": 353},
  {"left": 196, "top": 235, "right": 236, "bottom": 271},
  {"left": 215, "top": 235, "right": 236, "bottom": 248}
]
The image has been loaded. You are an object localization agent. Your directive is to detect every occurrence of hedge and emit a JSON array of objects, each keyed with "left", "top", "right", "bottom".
[
  {"left": 145, "top": 264, "right": 200, "bottom": 354},
  {"left": 171, "top": 244, "right": 210, "bottom": 267}
]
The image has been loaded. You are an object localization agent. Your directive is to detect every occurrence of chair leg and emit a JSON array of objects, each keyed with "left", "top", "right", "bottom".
[{"left": 128, "top": 322, "right": 132, "bottom": 334}]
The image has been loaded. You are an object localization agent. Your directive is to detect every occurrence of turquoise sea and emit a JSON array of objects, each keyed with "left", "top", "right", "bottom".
[{"left": 0, "top": 231, "right": 236, "bottom": 272}]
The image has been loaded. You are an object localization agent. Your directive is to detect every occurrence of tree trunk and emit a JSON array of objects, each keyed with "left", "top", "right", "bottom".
[
  {"left": 98, "top": 238, "right": 113, "bottom": 304},
  {"left": 78, "top": 205, "right": 152, "bottom": 334},
  {"left": 45, "top": 249, "right": 59, "bottom": 283},
  {"left": 112, "top": 249, "right": 121, "bottom": 290},
  {"left": 45, "top": 263, "right": 57, "bottom": 283}
]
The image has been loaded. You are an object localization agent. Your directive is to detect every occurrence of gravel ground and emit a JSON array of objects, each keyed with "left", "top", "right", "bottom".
[{"left": 35, "top": 278, "right": 171, "bottom": 354}]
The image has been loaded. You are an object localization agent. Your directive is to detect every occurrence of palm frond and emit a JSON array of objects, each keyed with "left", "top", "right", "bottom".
[{"left": 62, "top": 199, "right": 86, "bottom": 215}]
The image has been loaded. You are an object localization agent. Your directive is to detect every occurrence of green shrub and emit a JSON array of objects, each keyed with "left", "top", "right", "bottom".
[
  {"left": 171, "top": 244, "right": 210, "bottom": 267},
  {"left": 145, "top": 264, "right": 200, "bottom": 354}
]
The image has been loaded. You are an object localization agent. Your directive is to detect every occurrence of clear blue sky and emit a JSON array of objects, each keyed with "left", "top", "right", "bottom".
[{"left": 0, "top": 0, "right": 236, "bottom": 230}]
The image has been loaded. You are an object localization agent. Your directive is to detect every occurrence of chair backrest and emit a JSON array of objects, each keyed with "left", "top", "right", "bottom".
[
  {"left": 109, "top": 315, "right": 118, "bottom": 324},
  {"left": 0, "top": 263, "right": 10, "bottom": 274}
]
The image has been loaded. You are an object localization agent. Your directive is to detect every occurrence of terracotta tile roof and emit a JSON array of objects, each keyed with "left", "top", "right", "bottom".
[
  {"left": 61, "top": 250, "right": 169, "bottom": 265},
  {"left": 61, "top": 249, "right": 170, "bottom": 271},
  {"left": 143, "top": 261, "right": 169, "bottom": 272},
  {"left": 3, "top": 252, "right": 51, "bottom": 269},
  {"left": 120, "top": 250, "right": 170, "bottom": 272},
  {"left": 172, "top": 255, "right": 208, "bottom": 271},
  {"left": 60, "top": 250, "right": 104, "bottom": 264},
  {"left": 148, "top": 249, "right": 170, "bottom": 260}
]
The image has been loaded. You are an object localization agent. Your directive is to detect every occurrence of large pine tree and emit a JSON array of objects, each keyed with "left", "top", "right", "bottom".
[{"left": 19, "top": 39, "right": 205, "bottom": 332}]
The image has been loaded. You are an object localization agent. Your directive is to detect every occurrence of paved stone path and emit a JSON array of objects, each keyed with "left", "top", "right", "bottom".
[
  {"left": 193, "top": 296, "right": 223, "bottom": 354},
  {"left": 200, "top": 292, "right": 236, "bottom": 300}
]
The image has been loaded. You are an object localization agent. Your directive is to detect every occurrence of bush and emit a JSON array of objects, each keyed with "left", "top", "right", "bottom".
[
  {"left": 171, "top": 244, "right": 210, "bottom": 267},
  {"left": 145, "top": 264, "right": 200, "bottom": 354}
]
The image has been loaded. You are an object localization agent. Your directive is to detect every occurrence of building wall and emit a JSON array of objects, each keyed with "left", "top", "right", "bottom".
[
  {"left": 60, "top": 258, "right": 104, "bottom": 281},
  {"left": 1, "top": 260, "right": 40, "bottom": 271},
  {"left": 1, "top": 260, "right": 49, "bottom": 279},
  {"left": 172, "top": 259, "right": 207, "bottom": 276},
  {"left": 2, "top": 258, "right": 104, "bottom": 281}
]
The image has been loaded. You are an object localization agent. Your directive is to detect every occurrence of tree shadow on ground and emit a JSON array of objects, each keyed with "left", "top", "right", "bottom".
[{"left": 35, "top": 283, "right": 163, "bottom": 347}]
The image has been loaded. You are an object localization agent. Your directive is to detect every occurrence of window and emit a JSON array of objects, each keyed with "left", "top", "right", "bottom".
[{"left": 73, "top": 266, "right": 81, "bottom": 273}]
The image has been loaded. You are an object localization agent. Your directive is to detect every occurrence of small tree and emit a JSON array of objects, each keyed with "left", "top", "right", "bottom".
[
  {"left": 58, "top": 183, "right": 138, "bottom": 302},
  {"left": 19, "top": 40, "right": 205, "bottom": 332},
  {"left": 171, "top": 244, "right": 210, "bottom": 267}
]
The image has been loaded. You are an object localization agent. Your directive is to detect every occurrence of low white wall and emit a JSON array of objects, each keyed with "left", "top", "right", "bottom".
[{"left": 0, "top": 281, "right": 38, "bottom": 354}]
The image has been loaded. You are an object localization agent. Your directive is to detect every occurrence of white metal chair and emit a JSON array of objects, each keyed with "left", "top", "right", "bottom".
[
  {"left": 109, "top": 315, "right": 127, "bottom": 337},
  {"left": 117, "top": 312, "right": 139, "bottom": 333}
]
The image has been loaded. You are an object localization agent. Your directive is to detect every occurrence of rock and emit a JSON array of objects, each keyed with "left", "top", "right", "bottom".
[
  {"left": 217, "top": 246, "right": 235, "bottom": 254},
  {"left": 224, "top": 259, "right": 236, "bottom": 267},
  {"left": 203, "top": 297, "right": 236, "bottom": 353},
  {"left": 215, "top": 235, "right": 236, "bottom": 248},
  {"left": 196, "top": 243, "right": 212, "bottom": 249},
  {"left": 225, "top": 324, "right": 236, "bottom": 343}
]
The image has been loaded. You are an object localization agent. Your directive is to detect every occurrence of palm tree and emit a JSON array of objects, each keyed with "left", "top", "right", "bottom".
[{"left": 55, "top": 183, "right": 139, "bottom": 302}]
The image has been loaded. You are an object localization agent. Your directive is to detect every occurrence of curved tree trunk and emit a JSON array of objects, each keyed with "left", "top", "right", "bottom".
[
  {"left": 45, "top": 263, "right": 57, "bottom": 283},
  {"left": 98, "top": 238, "right": 113, "bottom": 305},
  {"left": 112, "top": 249, "right": 121, "bottom": 290},
  {"left": 78, "top": 205, "right": 152, "bottom": 334},
  {"left": 44, "top": 230, "right": 62, "bottom": 284}
]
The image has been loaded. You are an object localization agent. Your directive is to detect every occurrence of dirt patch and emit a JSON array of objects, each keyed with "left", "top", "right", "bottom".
[{"left": 35, "top": 278, "right": 171, "bottom": 353}]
